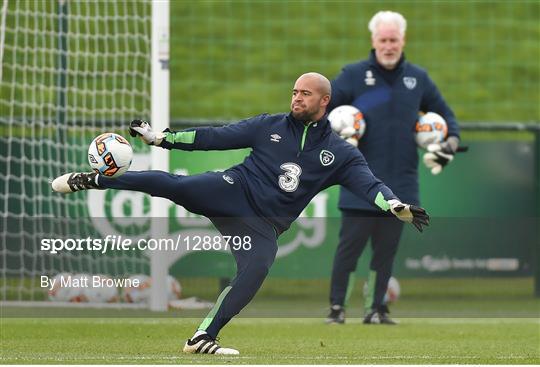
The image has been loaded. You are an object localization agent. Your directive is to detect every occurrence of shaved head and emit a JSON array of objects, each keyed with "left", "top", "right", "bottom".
[
  {"left": 297, "top": 72, "right": 332, "bottom": 96},
  {"left": 291, "top": 72, "right": 331, "bottom": 123}
]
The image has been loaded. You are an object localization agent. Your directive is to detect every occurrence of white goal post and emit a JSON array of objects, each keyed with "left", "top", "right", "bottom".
[{"left": 150, "top": 0, "right": 170, "bottom": 312}]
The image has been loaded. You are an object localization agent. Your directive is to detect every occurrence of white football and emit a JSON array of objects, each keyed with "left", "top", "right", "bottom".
[
  {"left": 385, "top": 276, "right": 401, "bottom": 303},
  {"left": 363, "top": 276, "right": 401, "bottom": 304},
  {"left": 48, "top": 272, "right": 73, "bottom": 302},
  {"left": 123, "top": 274, "right": 182, "bottom": 303},
  {"left": 167, "top": 275, "right": 182, "bottom": 301},
  {"left": 82, "top": 274, "right": 119, "bottom": 303},
  {"left": 415, "top": 112, "right": 448, "bottom": 149},
  {"left": 328, "top": 105, "right": 366, "bottom": 145},
  {"left": 88, "top": 133, "right": 133, "bottom": 178},
  {"left": 123, "top": 274, "right": 151, "bottom": 303},
  {"left": 67, "top": 273, "right": 91, "bottom": 302}
]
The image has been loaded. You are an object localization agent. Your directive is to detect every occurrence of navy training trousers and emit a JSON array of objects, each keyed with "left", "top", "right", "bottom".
[
  {"left": 99, "top": 170, "right": 277, "bottom": 337},
  {"left": 329, "top": 209, "right": 404, "bottom": 311}
]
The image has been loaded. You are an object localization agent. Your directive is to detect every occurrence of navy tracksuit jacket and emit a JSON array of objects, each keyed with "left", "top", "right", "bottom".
[
  {"left": 99, "top": 111, "right": 399, "bottom": 337},
  {"left": 159, "top": 112, "right": 398, "bottom": 234},
  {"left": 327, "top": 50, "right": 460, "bottom": 310},
  {"left": 330, "top": 50, "right": 460, "bottom": 211}
]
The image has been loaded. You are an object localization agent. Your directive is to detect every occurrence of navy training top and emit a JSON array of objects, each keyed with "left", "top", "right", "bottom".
[{"left": 160, "top": 112, "right": 399, "bottom": 234}]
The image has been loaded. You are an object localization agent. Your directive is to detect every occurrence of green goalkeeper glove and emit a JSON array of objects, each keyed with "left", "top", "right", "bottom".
[
  {"left": 129, "top": 120, "right": 165, "bottom": 146},
  {"left": 388, "top": 199, "right": 430, "bottom": 232}
]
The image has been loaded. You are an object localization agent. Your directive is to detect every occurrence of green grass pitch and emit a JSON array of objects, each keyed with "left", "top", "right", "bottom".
[
  {"left": 1, "top": 278, "right": 539, "bottom": 364},
  {"left": 1, "top": 318, "right": 538, "bottom": 364}
]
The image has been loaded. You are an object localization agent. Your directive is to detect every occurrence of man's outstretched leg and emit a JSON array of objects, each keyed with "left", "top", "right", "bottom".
[
  {"left": 53, "top": 171, "right": 190, "bottom": 200},
  {"left": 52, "top": 170, "right": 248, "bottom": 218}
]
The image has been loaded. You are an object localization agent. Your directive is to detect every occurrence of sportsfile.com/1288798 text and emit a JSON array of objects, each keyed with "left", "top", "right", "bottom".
[{"left": 39, "top": 234, "right": 252, "bottom": 254}]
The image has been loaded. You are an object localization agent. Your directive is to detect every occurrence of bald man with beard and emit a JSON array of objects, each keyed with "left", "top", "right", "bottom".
[{"left": 52, "top": 72, "right": 429, "bottom": 355}]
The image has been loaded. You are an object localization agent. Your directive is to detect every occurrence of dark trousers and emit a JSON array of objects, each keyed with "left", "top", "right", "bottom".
[
  {"left": 99, "top": 170, "right": 277, "bottom": 338},
  {"left": 329, "top": 209, "right": 404, "bottom": 311}
]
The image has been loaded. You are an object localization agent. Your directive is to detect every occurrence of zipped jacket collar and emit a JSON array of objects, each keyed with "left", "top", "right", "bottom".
[
  {"left": 287, "top": 112, "right": 330, "bottom": 131},
  {"left": 287, "top": 112, "right": 332, "bottom": 152}
]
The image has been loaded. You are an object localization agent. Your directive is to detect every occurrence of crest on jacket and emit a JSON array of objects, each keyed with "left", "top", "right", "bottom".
[
  {"left": 365, "top": 70, "right": 376, "bottom": 86},
  {"left": 319, "top": 150, "right": 335, "bottom": 166},
  {"left": 403, "top": 77, "right": 417, "bottom": 90}
]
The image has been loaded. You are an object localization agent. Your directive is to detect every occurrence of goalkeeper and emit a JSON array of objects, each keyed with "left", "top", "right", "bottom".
[
  {"left": 52, "top": 72, "right": 429, "bottom": 355},
  {"left": 325, "top": 11, "right": 460, "bottom": 325}
]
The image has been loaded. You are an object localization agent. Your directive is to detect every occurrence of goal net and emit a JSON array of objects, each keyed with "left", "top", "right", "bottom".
[{"left": 0, "top": 0, "right": 152, "bottom": 303}]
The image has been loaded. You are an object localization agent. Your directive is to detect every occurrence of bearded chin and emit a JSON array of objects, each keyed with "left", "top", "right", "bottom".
[
  {"left": 380, "top": 57, "right": 399, "bottom": 69},
  {"left": 292, "top": 111, "right": 308, "bottom": 122},
  {"left": 292, "top": 109, "right": 317, "bottom": 123}
]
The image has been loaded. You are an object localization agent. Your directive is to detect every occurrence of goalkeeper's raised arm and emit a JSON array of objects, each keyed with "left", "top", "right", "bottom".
[
  {"left": 129, "top": 116, "right": 263, "bottom": 151},
  {"left": 334, "top": 143, "right": 430, "bottom": 233}
]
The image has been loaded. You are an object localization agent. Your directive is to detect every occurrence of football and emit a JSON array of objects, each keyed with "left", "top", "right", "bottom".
[
  {"left": 363, "top": 276, "right": 401, "bottom": 304},
  {"left": 385, "top": 276, "right": 401, "bottom": 303},
  {"left": 48, "top": 272, "right": 73, "bottom": 302},
  {"left": 328, "top": 105, "right": 366, "bottom": 146},
  {"left": 123, "top": 274, "right": 182, "bottom": 304},
  {"left": 82, "top": 275, "right": 119, "bottom": 303},
  {"left": 167, "top": 275, "right": 183, "bottom": 301},
  {"left": 123, "top": 274, "right": 151, "bottom": 303},
  {"left": 88, "top": 133, "right": 133, "bottom": 178},
  {"left": 48, "top": 273, "right": 93, "bottom": 302},
  {"left": 415, "top": 112, "right": 448, "bottom": 149}
]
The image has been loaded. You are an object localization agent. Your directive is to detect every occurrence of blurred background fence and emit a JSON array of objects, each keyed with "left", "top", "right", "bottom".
[{"left": 170, "top": 1, "right": 538, "bottom": 123}]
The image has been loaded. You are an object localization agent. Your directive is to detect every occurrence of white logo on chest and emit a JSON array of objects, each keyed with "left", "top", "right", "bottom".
[
  {"left": 222, "top": 174, "right": 234, "bottom": 184},
  {"left": 270, "top": 134, "right": 281, "bottom": 143},
  {"left": 319, "top": 150, "right": 335, "bottom": 166},
  {"left": 278, "top": 163, "right": 302, "bottom": 192},
  {"left": 365, "top": 70, "right": 376, "bottom": 86},
  {"left": 403, "top": 77, "right": 417, "bottom": 90}
]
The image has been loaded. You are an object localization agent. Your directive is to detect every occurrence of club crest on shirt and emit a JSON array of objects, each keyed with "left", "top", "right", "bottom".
[
  {"left": 403, "top": 77, "right": 417, "bottom": 90},
  {"left": 319, "top": 150, "right": 335, "bottom": 166},
  {"left": 365, "top": 70, "right": 376, "bottom": 86}
]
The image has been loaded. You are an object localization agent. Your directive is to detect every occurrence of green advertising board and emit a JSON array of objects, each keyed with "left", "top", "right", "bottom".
[
  {"left": 166, "top": 139, "right": 537, "bottom": 279},
  {"left": 2, "top": 137, "right": 536, "bottom": 282}
]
